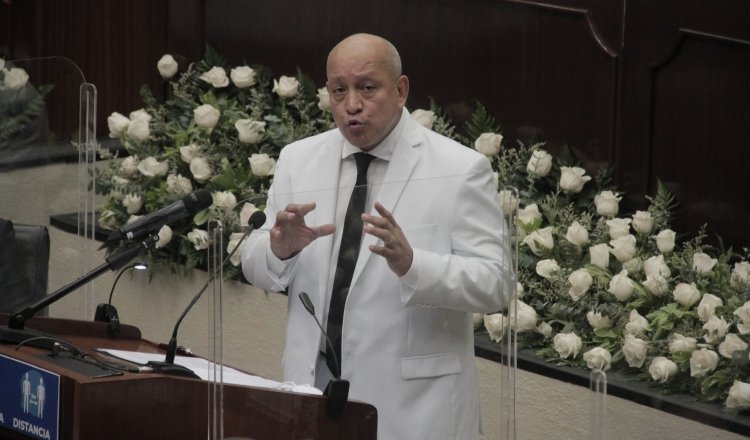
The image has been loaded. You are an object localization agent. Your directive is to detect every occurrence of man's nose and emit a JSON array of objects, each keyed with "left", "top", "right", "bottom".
[{"left": 345, "top": 92, "right": 363, "bottom": 114}]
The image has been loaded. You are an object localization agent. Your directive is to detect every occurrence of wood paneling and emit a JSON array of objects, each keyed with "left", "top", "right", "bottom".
[{"left": 4, "top": 0, "right": 749, "bottom": 247}]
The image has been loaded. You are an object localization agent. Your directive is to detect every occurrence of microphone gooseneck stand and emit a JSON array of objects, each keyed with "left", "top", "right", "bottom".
[{"left": 0, "top": 234, "right": 160, "bottom": 349}]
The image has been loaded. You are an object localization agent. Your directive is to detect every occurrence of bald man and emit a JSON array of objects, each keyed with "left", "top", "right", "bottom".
[{"left": 242, "top": 33, "right": 512, "bottom": 439}]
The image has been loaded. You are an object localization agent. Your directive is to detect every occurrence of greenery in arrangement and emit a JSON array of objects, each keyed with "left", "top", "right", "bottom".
[
  {"left": 0, "top": 59, "right": 53, "bottom": 143},
  {"left": 96, "top": 47, "right": 750, "bottom": 410}
]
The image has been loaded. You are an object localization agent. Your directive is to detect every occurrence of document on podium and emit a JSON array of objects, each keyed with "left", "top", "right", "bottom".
[{"left": 96, "top": 348, "right": 322, "bottom": 395}]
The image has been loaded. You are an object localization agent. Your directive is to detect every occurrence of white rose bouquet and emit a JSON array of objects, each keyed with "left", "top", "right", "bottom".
[{"left": 0, "top": 60, "right": 54, "bottom": 144}]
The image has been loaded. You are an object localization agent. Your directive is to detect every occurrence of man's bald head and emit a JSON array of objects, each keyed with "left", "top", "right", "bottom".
[{"left": 327, "top": 33, "right": 402, "bottom": 80}]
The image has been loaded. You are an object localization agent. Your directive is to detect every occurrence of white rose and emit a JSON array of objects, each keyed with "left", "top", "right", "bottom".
[
  {"left": 622, "top": 335, "right": 649, "bottom": 368},
  {"left": 697, "top": 293, "right": 723, "bottom": 322},
  {"left": 129, "top": 108, "right": 152, "bottom": 123},
  {"left": 235, "top": 119, "right": 266, "bottom": 144},
  {"left": 606, "top": 218, "right": 632, "bottom": 239},
  {"left": 643, "top": 275, "right": 669, "bottom": 296},
  {"left": 509, "top": 300, "right": 538, "bottom": 332},
  {"left": 553, "top": 332, "right": 582, "bottom": 359},
  {"left": 230, "top": 66, "right": 256, "bottom": 88},
  {"left": 226, "top": 232, "right": 246, "bottom": 266},
  {"left": 644, "top": 254, "right": 671, "bottom": 279},
  {"left": 190, "top": 157, "right": 212, "bottom": 182},
  {"left": 212, "top": 191, "right": 237, "bottom": 213},
  {"left": 726, "top": 381, "right": 750, "bottom": 408},
  {"left": 483, "top": 313, "right": 507, "bottom": 343},
  {"left": 126, "top": 118, "right": 150, "bottom": 143},
  {"left": 589, "top": 243, "right": 610, "bottom": 269},
  {"left": 536, "top": 259, "right": 560, "bottom": 280},
  {"left": 568, "top": 268, "right": 593, "bottom": 301},
  {"left": 594, "top": 191, "right": 621, "bottom": 217},
  {"left": 586, "top": 311, "right": 613, "bottom": 330},
  {"left": 107, "top": 112, "right": 130, "bottom": 138},
  {"left": 609, "top": 234, "right": 637, "bottom": 262},
  {"left": 733, "top": 301, "right": 750, "bottom": 334},
  {"left": 518, "top": 203, "right": 542, "bottom": 229},
  {"left": 4, "top": 67, "right": 29, "bottom": 90},
  {"left": 653, "top": 229, "right": 676, "bottom": 254},
  {"left": 249, "top": 153, "right": 276, "bottom": 177},
  {"left": 188, "top": 229, "right": 208, "bottom": 251},
  {"left": 719, "top": 334, "right": 748, "bottom": 359},
  {"left": 608, "top": 269, "right": 635, "bottom": 301},
  {"left": 537, "top": 322, "right": 553, "bottom": 337},
  {"left": 632, "top": 211, "right": 654, "bottom": 234},
  {"left": 98, "top": 209, "right": 118, "bottom": 230},
  {"left": 673, "top": 282, "right": 701, "bottom": 307},
  {"left": 272, "top": 75, "right": 300, "bottom": 98},
  {"left": 120, "top": 155, "right": 140, "bottom": 176},
  {"left": 110, "top": 176, "right": 129, "bottom": 200},
  {"left": 703, "top": 315, "right": 729, "bottom": 343},
  {"left": 689, "top": 348, "right": 718, "bottom": 377},
  {"left": 669, "top": 334, "right": 698, "bottom": 353},
  {"left": 473, "top": 313, "right": 484, "bottom": 330},
  {"left": 187, "top": 229, "right": 210, "bottom": 251},
  {"left": 317, "top": 87, "right": 331, "bottom": 112},
  {"left": 193, "top": 104, "right": 221, "bottom": 129},
  {"left": 624, "top": 309, "right": 650, "bottom": 337},
  {"left": 155, "top": 225, "right": 173, "bottom": 248},
  {"left": 523, "top": 226, "right": 554, "bottom": 256},
  {"left": 731, "top": 261, "right": 750, "bottom": 288},
  {"left": 559, "top": 166, "right": 591, "bottom": 194},
  {"left": 474, "top": 132, "right": 503, "bottom": 156},
  {"left": 122, "top": 193, "right": 143, "bottom": 215},
  {"left": 692, "top": 252, "right": 718, "bottom": 275},
  {"left": 649, "top": 357, "right": 678, "bottom": 383},
  {"left": 166, "top": 174, "right": 193, "bottom": 196},
  {"left": 239, "top": 203, "right": 260, "bottom": 228},
  {"left": 497, "top": 190, "right": 519, "bottom": 217},
  {"left": 514, "top": 281, "right": 525, "bottom": 300},
  {"left": 157, "top": 54, "right": 178, "bottom": 79},
  {"left": 200, "top": 66, "right": 229, "bottom": 88},
  {"left": 411, "top": 109, "right": 437, "bottom": 130},
  {"left": 526, "top": 149, "right": 552, "bottom": 177},
  {"left": 565, "top": 221, "right": 589, "bottom": 247},
  {"left": 137, "top": 156, "right": 168, "bottom": 177},
  {"left": 583, "top": 347, "right": 612, "bottom": 371},
  {"left": 180, "top": 144, "right": 201, "bottom": 164}
]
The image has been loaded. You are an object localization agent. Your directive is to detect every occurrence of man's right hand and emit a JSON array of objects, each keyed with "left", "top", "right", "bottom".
[{"left": 270, "top": 202, "right": 335, "bottom": 259}]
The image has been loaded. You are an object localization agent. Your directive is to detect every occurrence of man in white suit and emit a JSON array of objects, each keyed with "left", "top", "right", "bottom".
[{"left": 242, "top": 33, "right": 512, "bottom": 439}]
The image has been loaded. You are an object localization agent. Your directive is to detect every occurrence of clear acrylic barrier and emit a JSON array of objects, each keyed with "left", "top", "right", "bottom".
[
  {"left": 0, "top": 56, "right": 96, "bottom": 321},
  {"left": 590, "top": 369, "right": 608, "bottom": 440}
]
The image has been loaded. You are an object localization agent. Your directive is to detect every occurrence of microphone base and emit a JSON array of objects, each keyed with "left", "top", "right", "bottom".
[
  {"left": 324, "top": 378, "right": 350, "bottom": 418},
  {"left": 0, "top": 325, "right": 60, "bottom": 350},
  {"left": 146, "top": 360, "right": 200, "bottom": 379}
]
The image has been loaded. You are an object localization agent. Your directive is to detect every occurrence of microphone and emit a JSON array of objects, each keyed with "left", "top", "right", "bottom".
[
  {"left": 107, "top": 189, "right": 213, "bottom": 242},
  {"left": 146, "top": 210, "right": 267, "bottom": 379},
  {"left": 298, "top": 291, "right": 349, "bottom": 418}
]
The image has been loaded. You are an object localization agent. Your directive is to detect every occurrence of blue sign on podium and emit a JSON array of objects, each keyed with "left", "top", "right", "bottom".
[{"left": 0, "top": 354, "right": 60, "bottom": 440}]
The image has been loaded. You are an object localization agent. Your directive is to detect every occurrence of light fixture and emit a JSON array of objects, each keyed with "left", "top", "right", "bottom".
[{"left": 94, "top": 262, "right": 148, "bottom": 335}]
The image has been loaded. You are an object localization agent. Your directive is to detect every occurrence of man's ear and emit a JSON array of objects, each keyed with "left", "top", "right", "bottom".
[{"left": 396, "top": 75, "right": 409, "bottom": 106}]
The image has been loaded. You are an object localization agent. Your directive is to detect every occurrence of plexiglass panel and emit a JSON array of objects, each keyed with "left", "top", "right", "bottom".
[{"left": 0, "top": 56, "right": 95, "bottom": 321}]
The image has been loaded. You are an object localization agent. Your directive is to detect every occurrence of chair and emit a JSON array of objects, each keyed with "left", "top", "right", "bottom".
[{"left": 0, "top": 218, "right": 50, "bottom": 315}]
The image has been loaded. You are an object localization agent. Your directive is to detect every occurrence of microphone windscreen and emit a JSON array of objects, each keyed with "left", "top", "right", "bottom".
[
  {"left": 248, "top": 211, "right": 267, "bottom": 229},
  {"left": 183, "top": 190, "right": 213, "bottom": 214}
]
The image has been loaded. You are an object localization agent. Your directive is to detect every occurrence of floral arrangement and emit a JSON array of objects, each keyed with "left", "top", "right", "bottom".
[
  {"left": 0, "top": 59, "right": 53, "bottom": 143},
  {"left": 96, "top": 47, "right": 750, "bottom": 410},
  {"left": 477, "top": 140, "right": 750, "bottom": 410}
]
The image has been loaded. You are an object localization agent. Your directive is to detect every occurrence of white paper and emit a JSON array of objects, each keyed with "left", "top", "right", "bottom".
[{"left": 96, "top": 348, "right": 322, "bottom": 395}]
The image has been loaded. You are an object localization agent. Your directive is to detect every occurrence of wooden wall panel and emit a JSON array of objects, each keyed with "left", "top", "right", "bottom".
[{"left": 617, "top": 0, "right": 750, "bottom": 247}]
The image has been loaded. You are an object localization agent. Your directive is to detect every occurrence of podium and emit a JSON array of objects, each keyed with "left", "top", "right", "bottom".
[{"left": 0, "top": 315, "right": 377, "bottom": 440}]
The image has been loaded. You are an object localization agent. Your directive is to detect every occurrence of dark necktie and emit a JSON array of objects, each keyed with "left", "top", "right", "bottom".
[{"left": 325, "top": 152, "right": 375, "bottom": 377}]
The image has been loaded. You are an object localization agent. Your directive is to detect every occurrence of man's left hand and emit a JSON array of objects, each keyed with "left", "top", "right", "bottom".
[{"left": 363, "top": 202, "right": 413, "bottom": 277}]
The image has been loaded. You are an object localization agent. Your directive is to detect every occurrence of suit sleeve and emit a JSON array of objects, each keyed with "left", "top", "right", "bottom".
[{"left": 399, "top": 154, "right": 513, "bottom": 313}]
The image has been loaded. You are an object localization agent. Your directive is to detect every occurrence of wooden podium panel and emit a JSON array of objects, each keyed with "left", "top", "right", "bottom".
[{"left": 0, "top": 315, "right": 377, "bottom": 440}]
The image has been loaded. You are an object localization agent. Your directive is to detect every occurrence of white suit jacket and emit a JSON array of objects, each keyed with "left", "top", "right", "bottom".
[{"left": 241, "top": 110, "right": 512, "bottom": 439}]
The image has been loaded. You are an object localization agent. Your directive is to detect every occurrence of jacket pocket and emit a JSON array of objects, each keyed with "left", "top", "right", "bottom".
[{"left": 401, "top": 352, "right": 461, "bottom": 380}]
